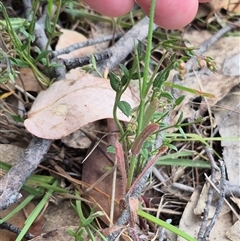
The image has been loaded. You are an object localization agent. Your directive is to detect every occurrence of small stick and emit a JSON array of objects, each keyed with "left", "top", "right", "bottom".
[
  {"left": 50, "top": 33, "right": 122, "bottom": 59},
  {"left": 203, "top": 160, "right": 226, "bottom": 240},
  {"left": 63, "top": 50, "right": 112, "bottom": 71},
  {"left": 0, "top": 220, "right": 35, "bottom": 240}
]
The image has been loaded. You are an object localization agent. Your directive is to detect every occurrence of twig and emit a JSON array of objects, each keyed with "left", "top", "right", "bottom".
[
  {"left": 0, "top": 220, "right": 35, "bottom": 239},
  {"left": 50, "top": 33, "right": 122, "bottom": 59},
  {"left": 63, "top": 50, "right": 112, "bottom": 71},
  {"left": 22, "top": 0, "right": 33, "bottom": 19},
  {"left": 171, "top": 182, "right": 194, "bottom": 193},
  {"left": 0, "top": 137, "right": 51, "bottom": 210},
  {"left": 203, "top": 160, "right": 226, "bottom": 240},
  {"left": 204, "top": 174, "right": 240, "bottom": 220},
  {"left": 191, "top": 121, "right": 219, "bottom": 239}
]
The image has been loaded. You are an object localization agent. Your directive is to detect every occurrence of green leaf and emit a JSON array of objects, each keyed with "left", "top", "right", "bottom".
[
  {"left": 153, "top": 67, "right": 171, "bottom": 88},
  {"left": 160, "top": 91, "right": 174, "bottom": 101},
  {"left": 177, "top": 112, "right": 183, "bottom": 124},
  {"left": 119, "top": 63, "right": 129, "bottom": 78},
  {"left": 67, "top": 229, "right": 76, "bottom": 237},
  {"left": 157, "top": 158, "right": 211, "bottom": 168},
  {"left": 140, "top": 148, "right": 149, "bottom": 159},
  {"left": 45, "top": 14, "right": 52, "bottom": 34},
  {"left": 166, "top": 143, "right": 178, "bottom": 151},
  {"left": 121, "top": 75, "right": 129, "bottom": 86},
  {"left": 109, "top": 72, "right": 121, "bottom": 91},
  {"left": 164, "top": 82, "right": 214, "bottom": 98},
  {"left": 11, "top": 115, "right": 24, "bottom": 123},
  {"left": 131, "top": 71, "right": 144, "bottom": 80},
  {"left": 138, "top": 209, "right": 198, "bottom": 241},
  {"left": 35, "top": 50, "right": 52, "bottom": 63},
  {"left": 107, "top": 145, "right": 115, "bottom": 154},
  {"left": 117, "top": 100, "right": 132, "bottom": 117},
  {"left": 178, "top": 126, "right": 187, "bottom": 139},
  {"left": 20, "top": 42, "right": 29, "bottom": 51},
  {"left": 175, "top": 95, "right": 185, "bottom": 106},
  {"left": 10, "top": 58, "right": 28, "bottom": 68}
]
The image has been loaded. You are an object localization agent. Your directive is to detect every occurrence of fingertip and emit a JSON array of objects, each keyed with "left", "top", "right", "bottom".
[
  {"left": 83, "top": 0, "right": 134, "bottom": 17},
  {"left": 137, "top": 0, "right": 199, "bottom": 30}
]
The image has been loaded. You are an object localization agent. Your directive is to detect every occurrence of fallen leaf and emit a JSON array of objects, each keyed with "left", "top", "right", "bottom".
[
  {"left": 24, "top": 72, "right": 134, "bottom": 139},
  {"left": 226, "top": 220, "right": 240, "bottom": 241},
  {"left": 82, "top": 137, "right": 122, "bottom": 225}
]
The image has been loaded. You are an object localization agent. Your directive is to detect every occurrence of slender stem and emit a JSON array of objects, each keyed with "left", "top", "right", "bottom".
[
  {"left": 127, "top": 155, "right": 137, "bottom": 189},
  {"left": 136, "top": 0, "right": 157, "bottom": 135}
]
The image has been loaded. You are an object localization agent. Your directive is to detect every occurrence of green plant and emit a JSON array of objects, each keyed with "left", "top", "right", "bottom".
[
  {"left": 0, "top": 1, "right": 226, "bottom": 240},
  {"left": 106, "top": 0, "right": 217, "bottom": 240},
  {"left": 68, "top": 192, "right": 106, "bottom": 241}
]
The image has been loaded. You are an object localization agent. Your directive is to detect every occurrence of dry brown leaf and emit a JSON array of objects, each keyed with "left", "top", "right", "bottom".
[
  {"left": 24, "top": 72, "right": 134, "bottom": 139},
  {"left": 0, "top": 68, "right": 43, "bottom": 93},
  {"left": 15, "top": 68, "right": 43, "bottom": 92},
  {"left": 82, "top": 137, "right": 123, "bottom": 225}
]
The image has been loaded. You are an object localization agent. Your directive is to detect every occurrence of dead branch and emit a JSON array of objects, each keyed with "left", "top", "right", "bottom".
[
  {"left": 0, "top": 137, "right": 51, "bottom": 210},
  {"left": 50, "top": 33, "right": 122, "bottom": 59}
]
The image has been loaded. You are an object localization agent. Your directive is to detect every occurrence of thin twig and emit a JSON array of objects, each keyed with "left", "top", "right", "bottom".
[
  {"left": 203, "top": 160, "right": 226, "bottom": 240},
  {"left": 204, "top": 174, "right": 240, "bottom": 220},
  {"left": 63, "top": 50, "right": 112, "bottom": 71},
  {"left": 0, "top": 220, "right": 35, "bottom": 240},
  {"left": 191, "top": 121, "right": 219, "bottom": 239},
  {"left": 50, "top": 33, "right": 122, "bottom": 59}
]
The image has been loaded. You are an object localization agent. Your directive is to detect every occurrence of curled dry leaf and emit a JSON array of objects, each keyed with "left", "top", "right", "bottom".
[{"left": 24, "top": 72, "right": 134, "bottom": 139}]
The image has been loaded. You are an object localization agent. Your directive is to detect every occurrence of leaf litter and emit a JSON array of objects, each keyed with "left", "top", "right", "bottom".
[{"left": 24, "top": 72, "right": 134, "bottom": 139}]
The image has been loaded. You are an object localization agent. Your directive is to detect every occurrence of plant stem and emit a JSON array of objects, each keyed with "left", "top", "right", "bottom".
[
  {"left": 127, "top": 155, "right": 137, "bottom": 189},
  {"left": 137, "top": 0, "right": 156, "bottom": 135}
]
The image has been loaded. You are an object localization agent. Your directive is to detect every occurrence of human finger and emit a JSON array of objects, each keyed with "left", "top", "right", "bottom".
[
  {"left": 137, "top": 0, "right": 199, "bottom": 29},
  {"left": 83, "top": 0, "right": 134, "bottom": 17}
]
